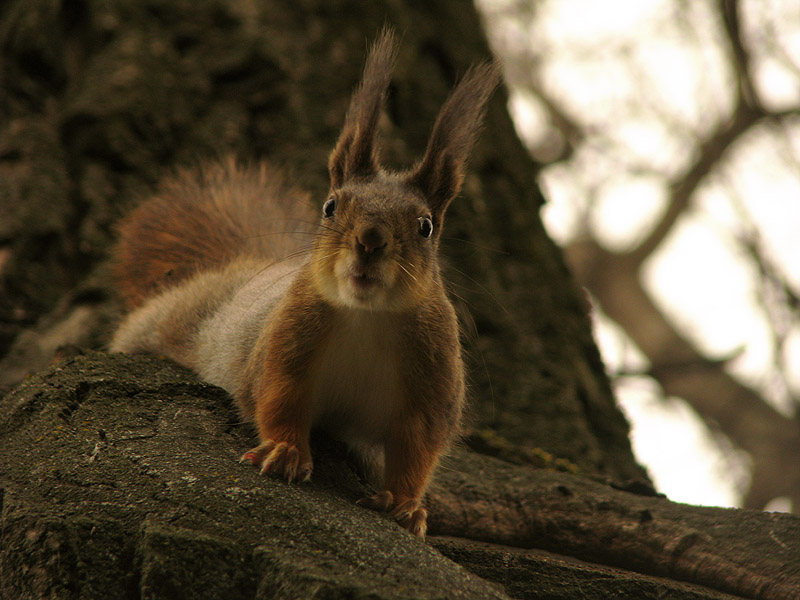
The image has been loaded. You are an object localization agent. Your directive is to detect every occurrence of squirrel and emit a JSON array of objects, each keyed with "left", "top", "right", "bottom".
[{"left": 110, "top": 29, "right": 500, "bottom": 538}]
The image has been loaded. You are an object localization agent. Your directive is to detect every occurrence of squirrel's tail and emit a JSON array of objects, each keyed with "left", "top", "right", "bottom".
[{"left": 113, "top": 158, "right": 316, "bottom": 309}]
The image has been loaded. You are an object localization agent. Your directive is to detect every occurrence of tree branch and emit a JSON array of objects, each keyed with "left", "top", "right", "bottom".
[
  {"left": 626, "top": 0, "right": 771, "bottom": 266},
  {"left": 3, "top": 352, "right": 799, "bottom": 600},
  {"left": 719, "top": 0, "right": 762, "bottom": 110},
  {"left": 430, "top": 451, "right": 800, "bottom": 600},
  {"left": 627, "top": 101, "right": 760, "bottom": 266},
  {"left": 566, "top": 239, "right": 800, "bottom": 511}
]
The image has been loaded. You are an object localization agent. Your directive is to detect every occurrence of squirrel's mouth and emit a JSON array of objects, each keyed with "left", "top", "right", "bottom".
[
  {"left": 348, "top": 270, "right": 381, "bottom": 291},
  {"left": 342, "top": 260, "right": 388, "bottom": 298},
  {"left": 327, "top": 261, "right": 396, "bottom": 309}
]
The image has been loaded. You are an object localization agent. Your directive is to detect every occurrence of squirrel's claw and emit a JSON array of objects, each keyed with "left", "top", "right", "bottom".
[
  {"left": 357, "top": 491, "right": 428, "bottom": 538},
  {"left": 357, "top": 490, "right": 394, "bottom": 512},
  {"left": 392, "top": 500, "right": 428, "bottom": 539},
  {"left": 240, "top": 440, "right": 275, "bottom": 464},
  {"left": 296, "top": 463, "right": 313, "bottom": 483},
  {"left": 241, "top": 440, "right": 312, "bottom": 483}
]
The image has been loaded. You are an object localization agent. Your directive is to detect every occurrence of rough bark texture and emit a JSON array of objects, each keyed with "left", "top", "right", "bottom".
[
  {"left": 3, "top": 353, "right": 798, "bottom": 599},
  {"left": 0, "top": 353, "right": 507, "bottom": 600},
  {"left": 1, "top": 1, "right": 799, "bottom": 599}
]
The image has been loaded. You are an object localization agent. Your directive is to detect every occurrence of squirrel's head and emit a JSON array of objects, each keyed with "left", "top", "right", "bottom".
[{"left": 311, "top": 28, "right": 500, "bottom": 312}]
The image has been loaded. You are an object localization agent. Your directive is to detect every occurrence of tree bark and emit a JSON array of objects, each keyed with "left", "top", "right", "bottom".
[{"left": 2, "top": 352, "right": 797, "bottom": 599}]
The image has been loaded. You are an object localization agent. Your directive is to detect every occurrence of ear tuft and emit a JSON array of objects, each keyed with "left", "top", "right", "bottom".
[
  {"left": 408, "top": 61, "right": 501, "bottom": 219},
  {"left": 329, "top": 28, "right": 399, "bottom": 188}
]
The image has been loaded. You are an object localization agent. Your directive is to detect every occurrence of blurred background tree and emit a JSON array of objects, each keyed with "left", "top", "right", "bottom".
[{"left": 478, "top": 0, "right": 800, "bottom": 512}]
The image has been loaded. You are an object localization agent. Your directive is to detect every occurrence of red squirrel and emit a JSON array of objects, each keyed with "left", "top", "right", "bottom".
[{"left": 110, "top": 29, "right": 499, "bottom": 538}]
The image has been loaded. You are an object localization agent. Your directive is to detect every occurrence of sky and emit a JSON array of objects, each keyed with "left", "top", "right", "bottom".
[{"left": 478, "top": 0, "right": 800, "bottom": 510}]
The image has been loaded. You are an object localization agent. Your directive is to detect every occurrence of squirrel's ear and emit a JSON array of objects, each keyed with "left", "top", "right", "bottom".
[
  {"left": 408, "top": 62, "right": 501, "bottom": 220},
  {"left": 328, "top": 28, "right": 399, "bottom": 188}
]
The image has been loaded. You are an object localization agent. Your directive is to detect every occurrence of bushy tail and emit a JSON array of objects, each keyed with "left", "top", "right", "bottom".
[{"left": 113, "top": 158, "right": 316, "bottom": 309}]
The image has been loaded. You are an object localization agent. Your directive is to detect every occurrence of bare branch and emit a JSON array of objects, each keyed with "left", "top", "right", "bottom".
[
  {"left": 566, "top": 238, "right": 800, "bottom": 510},
  {"left": 719, "top": 0, "right": 762, "bottom": 110},
  {"left": 628, "top": 101, "right": 760, "bottom": 265}
]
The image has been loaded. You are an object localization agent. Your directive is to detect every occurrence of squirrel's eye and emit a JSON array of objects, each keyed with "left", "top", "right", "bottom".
[
  {"left": 418, "top": 216, "right": 433, "bottom": 238},
  {"left": 322, "top": 197, "right": 336, "bottom": 219}
]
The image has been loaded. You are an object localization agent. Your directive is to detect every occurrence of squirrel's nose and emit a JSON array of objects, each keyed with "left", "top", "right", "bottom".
[{"left": 356, "top": 226, "right": 387, "bottom": 255}]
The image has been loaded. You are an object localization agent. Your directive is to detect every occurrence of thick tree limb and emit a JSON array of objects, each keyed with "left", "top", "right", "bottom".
[
  {"left": 0, "top": 353, "right": 510, "bottom": 600},
  {"left": 429, "top": 450, "right": 800, "bottom": 600},
  {"left": 2, "top": 353, "right": 798, "bottom": 599}
]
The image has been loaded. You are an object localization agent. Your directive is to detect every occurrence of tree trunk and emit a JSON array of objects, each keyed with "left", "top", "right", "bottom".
[{"left": 1, "top": 1, "right": 798, "bottom": 598}]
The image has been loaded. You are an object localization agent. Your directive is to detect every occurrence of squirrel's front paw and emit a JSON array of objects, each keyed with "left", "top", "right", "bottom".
[
  {"left": 357, "top": 491, "right": 428, "bottom": 538},
  {"left": 240, "top": 440, "right": 313, "bottom": 483}
]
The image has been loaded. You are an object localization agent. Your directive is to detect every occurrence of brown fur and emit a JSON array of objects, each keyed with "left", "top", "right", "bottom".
[
  {"left": 111, "top": 28, "right": 499, "bottom": 538},
  {"left": 113, "top": 158, "right": 315, "bottom": 309}
]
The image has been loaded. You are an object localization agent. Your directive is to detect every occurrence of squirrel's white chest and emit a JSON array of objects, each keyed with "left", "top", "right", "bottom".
[{"left": 310, "top": 311, "right": 403, "bottom": 445}]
